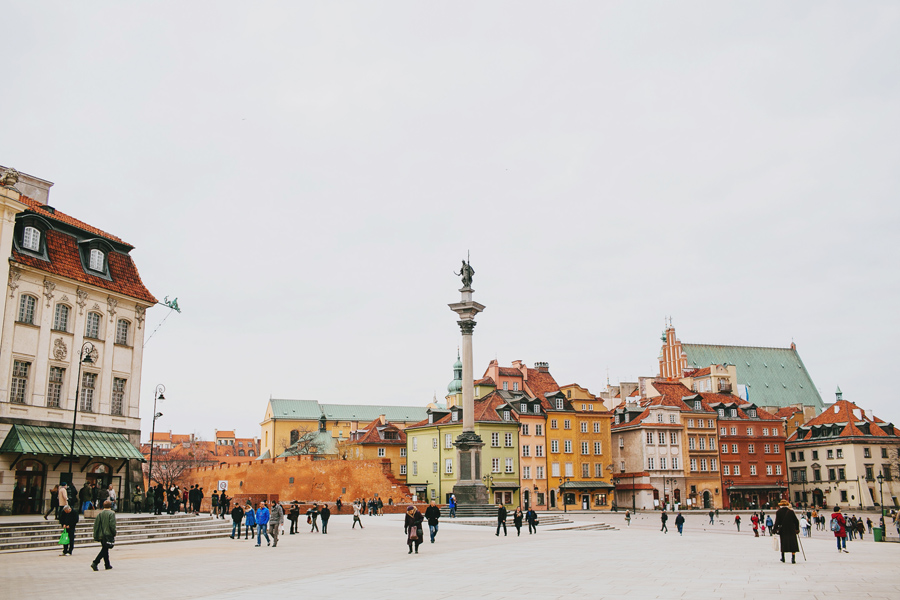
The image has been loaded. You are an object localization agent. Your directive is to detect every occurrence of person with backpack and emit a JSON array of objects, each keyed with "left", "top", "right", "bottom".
[
  {"left": 210, "top": 490, "right": 219, "bottom": 518},
  {"left": 831, "top": 505, "right": 848, "bottom": 553}
]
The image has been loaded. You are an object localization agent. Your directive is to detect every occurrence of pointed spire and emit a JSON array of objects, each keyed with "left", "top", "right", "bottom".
[{"left": 835, "top": 386, "right": 842, "bottom": 401}]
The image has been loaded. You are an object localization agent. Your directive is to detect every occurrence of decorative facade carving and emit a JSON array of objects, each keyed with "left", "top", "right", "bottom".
[
  {"left": 458, "top": 320, "right": 478, "bottom": 335},
  {"left": 43, "top": 279, "right": 56, "bottom": 307},
  {"left": 76, "top": 289, "right": 89, "bottom": 314},
  {"left": 1, "top": 167, "right": 20, "bottom": 187},
  {"left": 7, "top": 267, "right": 20, "bottom": 298},
  {"left": 135, "top": 304, "right": 146, "bottom": 329},
  {"left": 53, "top": 338, "right": 68, "bottom": 361},
  {"left": 88, "top": 346, "right": 100, "bottom": 364},
  {"left": 107, "top": 297, "right": 118, "bottom": 321}
]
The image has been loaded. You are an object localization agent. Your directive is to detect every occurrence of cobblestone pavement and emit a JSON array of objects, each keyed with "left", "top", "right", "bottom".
[{"left": 2, "top": 512, "right": 898, "bottom": 599}]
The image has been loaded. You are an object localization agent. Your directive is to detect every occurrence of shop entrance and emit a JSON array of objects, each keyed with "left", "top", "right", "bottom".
[{"left": 13, "top": 459, "right": 46, "bottom": 515}]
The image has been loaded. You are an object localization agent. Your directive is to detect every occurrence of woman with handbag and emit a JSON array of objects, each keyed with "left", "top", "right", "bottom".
[{"left": 404, "top": 505, "right": 424, "bottom": 554}]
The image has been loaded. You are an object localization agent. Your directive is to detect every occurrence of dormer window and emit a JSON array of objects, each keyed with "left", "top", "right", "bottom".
[
  {"left": 555, "top": 398, "right": 563, "bottom": 410},
  {"left": 730, "top": 408, "right": 738, "bottom": 417},
  {"left": 451, "top": 411, "right": 458, "bottom": 422},
  {"left": 749, "top": 409, "right": 757, "bottom": 418},
  {"left": 520, "top": 403, "right": 527, "bottom": 412},
  {"left": 717, "top": 408, "right": 725, "bottom": 417},
  {"left": 533, "top": 405, "right": 540, "bottom": 414},
  {"left": 89, "top": 249, "right": 105, "bottom": 271},
  {"left": 428, "top": 413, "right": 434, "bottom": 424},
  {"left": 503, "top": 410, "right": 511, "bottom": 421},
  {"left": 694, "top": 400, "right": 701, "bottom": 410},
  {"left": 23, "top": 226, "right": 40, "bottom": 251}
]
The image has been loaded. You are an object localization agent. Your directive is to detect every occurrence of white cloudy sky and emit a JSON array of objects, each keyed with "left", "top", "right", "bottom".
[{"left": 4, "top": 2, "right": 899, "bottom": 440}]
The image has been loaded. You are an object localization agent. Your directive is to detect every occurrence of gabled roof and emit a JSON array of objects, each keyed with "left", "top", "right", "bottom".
[
  {"left": 682, "top": 343, "right": 823, "bottom": 411},
  {"left": 474, "top": 377, "right": 495, "bottom": 386},
  {"left": 788, "top": 400, "right": 898, "bottom": 442},
  {"left": 524, "top": 368, "right": 562, "bottom": 409},
  {"left": 775, "top": 406, "right": 803, "bottom": 419},
  {"left": 497, "top": 367, "right": 524, "bottom": 378},
  {"left": 350, "top": 417, "right": 407, "bottom": 445},
  {"left": 19, "top": 195, "right": 127, "bottom": 245}
]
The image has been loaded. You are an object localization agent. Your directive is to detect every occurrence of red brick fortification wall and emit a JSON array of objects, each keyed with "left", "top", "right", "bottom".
[{"left": 185, "top": 455, "right": 413, "bottom": 512}]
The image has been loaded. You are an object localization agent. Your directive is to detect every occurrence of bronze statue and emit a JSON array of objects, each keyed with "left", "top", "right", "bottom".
[{"left": 455, "top": 259, "right": 474, "bottom": 288}]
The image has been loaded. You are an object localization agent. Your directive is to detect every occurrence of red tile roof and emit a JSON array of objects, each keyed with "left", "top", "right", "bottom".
[
  {"left": 689, "top": 367, "right": 712, "bottom": 377},
  {"left": 524, "top": 368, "right": 561, "bottom": 409},
  {"left": 775, "top": 407, "right": 802, "bottom": 419},
  {"left": 12, "top": 230, "right": 156, "bottom": 303},
  {"left": 19, "top": 196, "right": 128, "bottom": 245},
  {"left": 474, "top": 377, "right": 495, "bottom": 386},
  {"left": 498, "top": 367, "right": 523, "bottom": 378},
  {"left": 788, "top": 400, "right": 898, "bottom": 441},
  {"left": 216, "top": 431, "right": 235, "bottom": 437},
  {"left": 351, "top": 417, "right": 407, "bottom": 445}
]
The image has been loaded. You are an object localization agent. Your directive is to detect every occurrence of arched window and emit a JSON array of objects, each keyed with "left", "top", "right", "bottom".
[
  {"left": 290, "top": 430, "right": 300, "bottom": 445},
  {"left": 248, "top": 450, "right": 255, "bottom": 457},
  {"left": 53, "top": 304, "right": 70, "bottom": 332},
  {"left": 89, "top": 249, "right": 105, "bottom": 271},
  {"left": 238, "top": 450, "right": 245, "bottom": 456},
  {"left": 17, "top": 295, "right": 37, "bottom": 324},
  {"left": 115, "top": 319, "right": 130, "bottom": 345},
  {"left": 85, "top": 311, "right": 101, "bottom": 339},
  {"left": 22, "top": 226, "right": 40, "bottom": 251}
]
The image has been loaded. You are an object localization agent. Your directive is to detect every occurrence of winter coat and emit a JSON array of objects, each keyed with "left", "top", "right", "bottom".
[
  {"left": 831, "top": 512, "right": 847, "bottom": 538},
  {"left": 497, "top": 506, "right": 508, "bottom": 522},
  {"left": 270, "top": 503, "right": 284, "bottom": 526},
  {"left": 675, "top": 514, "right": 685, "bottom": 527},
  {"left": 92, "top": 508, "right": 116, "bottom": 543},
  {"left": 773, "top": 507, "right": 800, "bottom": 553},
  {"left": 513, "top": 510, "right": 524, "bottom": 527},
  {"left": 59, "top": 508, "right": 79, "bottom": 531},
  {"left": 526, "top": 509, "right": 538, "bottom": 523},
  {"left": 232, "top": 506, "right": 245, "bottom": 523},
  {"left": 320, "top": 506, "right": 331, "bottom": 521},
  {"left": 245, "top": 508, "right": 257, "bottom": 527},
  {"left": 255, "top": 506, "right": 270, "bottom": 526},
  {"left": 404, "top": 510, "right": 424, "bottom": 538},
  {"left": 425, "top": 505, "right": 441, "bottom": 526}
]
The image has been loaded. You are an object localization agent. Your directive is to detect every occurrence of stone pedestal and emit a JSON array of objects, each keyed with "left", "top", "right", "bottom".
[{"left": 453, "top": 432, "right": 488, "bottom": 504}]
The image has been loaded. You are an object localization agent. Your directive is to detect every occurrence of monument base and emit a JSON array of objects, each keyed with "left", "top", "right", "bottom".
[{"left": 452, "top": 482, "right": 489, "bottom": 506}]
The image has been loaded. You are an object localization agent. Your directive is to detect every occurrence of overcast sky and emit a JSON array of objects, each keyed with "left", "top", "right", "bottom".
[{"left": 4, "top": 2, "right": 899, "bottom": 440}]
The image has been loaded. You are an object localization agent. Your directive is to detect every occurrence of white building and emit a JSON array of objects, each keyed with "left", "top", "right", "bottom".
[{"left": 0, "top": 167, "right": 155, "bottom": 515}]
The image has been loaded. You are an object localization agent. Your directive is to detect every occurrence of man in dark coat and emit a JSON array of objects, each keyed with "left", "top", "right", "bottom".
[
  {"left": 495, "top": 503, "right": 507, "bottom": 536},
  {"left": 59, "top": 504, "right": 79, "bottom": 556},
  {"left": 773, "top": 499, "right": 800, "bottom": 563},
  {"left": 320, "top": 503, "right": 331, "bottom": 534},
  {"left": 424, "top": 500, "right": 441, "bottom": 543}
]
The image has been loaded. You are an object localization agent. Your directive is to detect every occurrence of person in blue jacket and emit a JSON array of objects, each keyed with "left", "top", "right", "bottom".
[
  {"left": 244, "top": 502, "right": 257, "bottom": 540},
  {"left": 255, "top": 501, "right": 271, "bottom": 547}
]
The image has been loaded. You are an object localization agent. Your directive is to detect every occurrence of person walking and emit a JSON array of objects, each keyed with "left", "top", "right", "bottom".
[
  {"left": 449, "top": 494, "right": 457, "bottom": 518},
  {"left": 219, "top": 492, "right": 230, "bottom": 519},
  {"left": 244, "top": 502, "right": 256, "bottom": 540},
  {"left": 230, "top": 503, "right": 244, "bottom": 539},
  {"left": 352, "top": 500, "right": 364, "bottom": 529},
  {"left": 831, "top": 506, "right": 848, "bottom": 553},
  {"left": 90, "top": 500, "right": 116, "bottom": 571},
  {"left": 210, "top": 490, "right": 219, "bottom": 518},
  {"left": 44, "top": 485, "right": 60, "bottom": 520},
  {"left": 269, "top": 501, "right": 284, "bottom": 547},
  {"left": 866, "top": 517, "right": 873, "bottom": 534},
  {"left": 320, "top": 503, "right": 331, "bottom": 534},
  {"left": 132, "top": 487, "right": 143, "bottom": 514},
  {"left": 496, "top": 503, "right": 508, "bottom": 537},
  {"left": 288, "top": 501, "right": 300, "bottom": 534},
  {"left": 765, "top": 514, "right": 774, "bottom": 536},
  {"left": 425, "top": 501, "right": 441, "bottom": 543},
  {"left": 107, "top": 484, "right": 117, "bottom": 512},
  {"left": 856, "top": 517, "right": 865, "bottom": 540},
  {"left": 675, "top": 512, "right": 685, "bottom": 536},
  {"left": 799, "top": 515, "right": 809, "bottom": 537},
  {"left": 625, "top": 510, "right": 631, "bottom": 527},
  {"left": 255, "top": 501, "right": 271, "bottom": 547},
  {"left": 307, "top": 503, "right": 320, "bottom": 533},
  {"left": 708, "top": 510, "right": 714, "bottom": 525},
  {"left": 79, "top": 482, "right": 92, "bottom": 513},
  {"left": 377, "top": 496, "right": 384, "bottom": 516},
  {"left": 526, "top": 507, "right": 538, "bottom": 534},
  {"left": 734, "top": 515, "right": 741, "bottom": 532},
  {"left": 404, "top": 505, "right": 424, "bottom": 554},
  {"left": 751, "top": 513, "right": 760, "bottom": 537},
  {"left": 336, "top": 496, "right": 343, "bottom": 513},
  {"left": 660, "top": 511, "right": 668, "bottom": 534},
  {"left": 773, "top": 499, "right": 800, "bottom": 564},
  {"left": 59, "top": 504, "right": 78, "bottom": 556},
  {"left": 513, "top": 506, "right": 524, "bottom": 536}
]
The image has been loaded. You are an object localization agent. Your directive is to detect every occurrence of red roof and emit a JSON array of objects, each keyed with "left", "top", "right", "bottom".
[
  {"left": 351, "top": 417, "right": 407, "bottom": 445},
  {"left": 524, "top": 368, "right": 561, "bottom": 409},
  {"left": 19, "top": 196, "right": 128, "bottom": 245},
  {"left": 498, "top": 367, "right": 523, "bottom": 378},
  {"left": 788, "top": 400, "right": 898, "bottom": 441},
  {"left": 689, "top": 367, "right": 711, "bottom": 377},
  {"left": 216, "top": 431, "right": 235, "bottom": 437},
  {"left": 12, "top": 230, "right": 156, "bottom": 304},
  {"left": 474, "top": 377, "right": 495, "bottom": 386},
  {"left": 775, "top": 407, "right": 802, "bottom": 419}
]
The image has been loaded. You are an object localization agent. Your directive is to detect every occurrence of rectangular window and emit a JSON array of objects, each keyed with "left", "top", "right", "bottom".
[
  {"left": 730, "top": 427, "right": 737, "bottom": 436},
  {"left": 723, "top": 465, "right": 730, "bottom": 476},
  {"left": 690, "top": 458, "right": 697, "bottom": 471},
  {"left": 733, "top": 465, "right": 740, "bottom": 476},
  {"left": 707, "top": 419, "right": 714, "bottom": 428},
  {"left": 412, "top": 438, "right": 418, "bottom": 451},
  {"left": 619, "top": 436, "right": 624, "bottom": 448},
  {"left": 550, "top": 440, "right": 559, "bottom": 453},
  {"left": 556, "top": 399, "right": 564, "bottom": 410},
  {"left": 522, "top": 445, "right": 530, "bottom": 457},
  {"left": 722, "top": 443, "right": 728, "bottom": 453},
  {"left": 17, "top": 295, "right": 36, "bottom": 324},
  {"left": 699, "top": 437, "right": 706, "bottom": 450},
  {"left": 646, "top": 432, "right": 654, "bottom": 444},
  {"left": 445, "top": 459, "right": 453, "bottom": 474},
  {"left": 775, "top": 465, "right": 782, "bottom": 475},
  {"left": 523, "top": 466, "right": 531, "bottom": 479},
  {"left": 648, "top": 457, "right": 655, "bottom": 470},
  {"left": 451, "top": 411, "right": 458, "bottom": 422},
  {"left": 110, "top": 376, "right": 126, "bottom": 415},
  {"left": 732, "top": 444, "right": 738, "bottom": 454},
  {"left": 432, "top": 437, "right": 438, "bottom": 449},
  {"left": 720, "top": 427, "right": 727, "bottom": 436},
  {"left": 535, "top": 424, "right": 543, "bottom": 436},
  {"left": 432, "top": 461, "right": 437, "bottom": 472},
  {"left": 507, "top": 459, "right": 517, "bottom": 474},
  {"left": 827, "top": 449, "right": 833, "bottom": 459},
  {"left": 535, "top": 445, "right": 544, "bottom": 457},
  {"left": 812, "top": 450, "right": 819, "bottom": 460},
  {"left": 750, "top": 464, "right": 757, "bottom": 476},
  {"left": 594, "top": 422, "right": 600, "bottom": 433},
  {"left": 828, "top": 468, "right": 836, "bottom": 481},
  {"left": 790, "top": 451, "right": 796, "bottom": 462},
  {"left": 513, "top": 382, "right": 518, "bottom": 391},
  {"left": 840, "top": 490, "right": 848, "bottom": 502},
  {"left": 672, "top": 457, "right": 679, "bottom": 469},
  {"left": 710, "top": 458, "right": 716, "bottom": 471},
  {"left": 580, "top": 421, "right": 587, "bottom": 433},
  {"left": 492, "top": 458, "right": 500, "bottom": 473},
  {"left": 764, "top": 444, "right": 771, "bottom": 454},
  {"left": 115, "top": 319, "right": 130, "bottom": 345},
  {"left": 689, "top": 437, "right": 696, "bottom": 450},
  {"left": 836, "top": 448, "right": 843, "bottom": 459},
  {"left": 746, "top": 427, "right": 752, "bottom": 436},
  {"left": 47, "top": 366, "right": 65, "bottom": 408},
  {"left": 774, "top": 444, "right": 780, "bottom": 454},
  {"left": 10, "top": 360, "right": 31, "bottom": 404},
  {"left": 670, "top": 432, "right": 678, "bottom": 445},
  {"left": 700, "top": 458, "right": 708, "bottom": 471},
  {"left": 658, "top": 432, "right": 666, "bottom": 444},
  {"left": 80, "top": 372, "right": 97, "bottom": 412},
  {"left": 53, "top": 304, "right": 69, "bottom": 331},
  {"left": 503, "top": 410, "right": 511, "bottom": 421},
  {"left": 445, "top": 433, "right": 452, "bottom": 448},
  {"left": 838, "top": 467, "right": 846, "bottom": 480},
  {"left": 521, "top": 402, "right": 528, "bottom": 413},
  {"left": 551, "top": 462, "right": 560, "bottom": 477},
  {"left": 503, "top": 381, "right": 508, "bottom": 390},
  {"left": 669, "top": 415, "right": 676, "bottom": 423},
  {"left": 550, "top": 420, "right": 558, "bottom": 429},
  {"left": 412, "top": 461, "right": 418, "bottom": 476},
  {"left": 534, "top": 405, "right": 540, "bottom": 414},
  {"left": 85, "top": 312, "right": 101, "bottom": 338},
  {"left": 564, "top": 440, "right": 572, "bottom": 453},
  {"left": 491, "top": 432, "right": 499, "bottom": 447},
  {"left": 813, "top": 468, "right": 821, "bottom": 481},
  {"left": 521, "top": 424, "right": 529, "bottom": 436},
  {"left": 594, "top": 442, "right": 602, "bottom": 455},
  {"left": 595, "top": 463, "right": 603, "bottom": 478},
  {"left": 399, "top": 464, "right": 406, "bottom": 475},
  {"left": 748, "top": 444, "right": 755, "bottom": 453},
  {"left": 400, "top": 448, "right": 406, "bottom": 457},
  {"left": 505, "top": 432, "right": 513, "bottom": 447},
  {"left": 688, "top": 418, "right": 694, "bottom": 427},
  {"left": 798, "top": 451, "right": 805, "bottom": 461},
  {"left": 582, "top": 463, "right": 590, "bottom": 477},
  {"left": 762, "top": 428, "right": 768, "bottom": 436},
  {"left": 536, "top": 466, "right": 544, "bottom": 479},
  {"left": 564, "top": 420, "right": 571, "bottom": 430},
  {"left": 882, "top": 448, "right": 889, "bottom": 459},
  {"left": 565, "top": 463, "right": 574, "bottom": 477},
  {"left": 660, "top": 457, "right": 667, "bottom": 469},
  {"left": 766, "top": 465, "right": 773, "bottom": 475},
  {"left": 378, "top": 448, "right": 386, "bottom": 457},
  {"left": 581, "top": 441, "right": 589, "bottom": 455}
]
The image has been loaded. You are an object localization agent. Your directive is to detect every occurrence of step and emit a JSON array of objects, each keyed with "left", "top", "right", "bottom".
[{"left": 0, "top": 522, "right": 232, "bottom": 546}]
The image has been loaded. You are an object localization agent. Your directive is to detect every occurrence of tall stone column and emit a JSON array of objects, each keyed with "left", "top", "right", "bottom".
[{"left": 449, "top": 283, "right": 487, "bottom": 505}]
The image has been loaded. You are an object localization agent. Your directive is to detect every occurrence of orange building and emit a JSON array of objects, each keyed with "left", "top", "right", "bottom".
[{"left": 342, "top": 416, "right": 408, "bottom": 482}]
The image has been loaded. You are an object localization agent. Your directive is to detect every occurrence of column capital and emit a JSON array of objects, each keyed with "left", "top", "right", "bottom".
[{"left": 457, "top": 320, "right": 477, "bottom": 336}]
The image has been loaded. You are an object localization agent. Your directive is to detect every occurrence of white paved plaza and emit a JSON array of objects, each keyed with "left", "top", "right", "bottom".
[{"left": 3, "top": 511, "right": 899, "bottom": 599}]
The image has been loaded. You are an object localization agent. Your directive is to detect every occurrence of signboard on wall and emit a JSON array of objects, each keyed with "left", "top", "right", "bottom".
[{"left": 218, "top": 480, "right": 228, "bottom": 491}]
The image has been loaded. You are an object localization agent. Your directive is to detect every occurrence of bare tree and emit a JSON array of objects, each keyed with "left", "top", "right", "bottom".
[
  {"left": 279, "top": 427, "right": 322, "bottom": 456},
  {"left": 145, "top": 442, "right": 216, "bottom": 488}
]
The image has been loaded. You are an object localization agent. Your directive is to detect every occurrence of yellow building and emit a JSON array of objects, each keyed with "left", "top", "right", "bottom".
[
  {"left": 341, "top": 416, "right": 408, "bottom": 482},
  {"left": 259, "top": 399, "right": 427, "bottom": 459}
]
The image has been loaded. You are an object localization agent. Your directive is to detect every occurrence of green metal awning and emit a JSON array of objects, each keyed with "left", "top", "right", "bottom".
[
  {"left": 560, "top": 481, "right": 616, "bottom": 490},
  {"left": 490, "top": 481, "right": 520, "bottom": 490},
  {"left": 0, "top": 425, "right": 144, "bottom": 461}
]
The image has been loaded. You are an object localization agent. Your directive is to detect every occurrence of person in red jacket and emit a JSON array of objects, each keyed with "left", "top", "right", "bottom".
[{"left": 831, "top": 505, "right": 848, "bottom": 553}]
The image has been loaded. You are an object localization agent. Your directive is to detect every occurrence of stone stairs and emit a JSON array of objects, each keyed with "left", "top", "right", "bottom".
[
  {"left": 450, "top": 512, "right": 574, "bottom": 527},
  {"left": 0, "top": 513, "right": 232, "bottom": 553},
  {"left": 549, "top": 522, "right": 617, "bottom": 532}
]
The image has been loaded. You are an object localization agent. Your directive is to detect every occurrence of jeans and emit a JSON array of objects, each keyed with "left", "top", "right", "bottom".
[
  {"left": 836, "top": 535, "right": 846, "bottom": 550},
  {"left": 496, "top": 521, "right": 507, "bottom": 536},
  {"left": 429, "top": 523, "right": 438, "bottom": 542},
  {"left": 92, "top": 541, "right": 112, "bottom": 568},
  {"left": 528, "top": 521, "right": 537, "bottom": 534},
  {"left": 449, "top": 506, "right": 456, "bottom": 518},
  {"left": 231, "top": 522, "right": 242, "bottom": 538},
  {"left": 257, "top": 524, "right": 270, "bottom": 545},
  {"left": 321, "top": 517, "right": 329, "bottom": 534},
  {"left": 270, "top": 523, "right": 279, "bottom": 545},
  {"left": 677, "top": 524, "right": 683, "bottom": 535},
  {"left": 82, "top": 501, "right": 92, "bottom": 512}
]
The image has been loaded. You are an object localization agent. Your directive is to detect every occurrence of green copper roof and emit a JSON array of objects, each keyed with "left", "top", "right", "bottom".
[
  {"left": 682, "top": 344, "right": 823, "bottom": 411},
  {"left": 0, "top": 424, "right": 144, "bottom": 460},
  {"left": 267, "top": 399, "right": 427, "bottom": 423}
]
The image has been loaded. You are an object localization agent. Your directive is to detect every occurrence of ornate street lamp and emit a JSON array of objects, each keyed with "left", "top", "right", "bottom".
[
  {"left": 558, "top": 476, "right": 572, "bottom": 513},
  {"left": 877, "top": 473, "right": 885, "bottom": 521},
  {"left": 146, "top": 385, "right": 165, "bottom": 488},
  {"left": 67, "top": 342, "right": 95, "bottom": 476}
]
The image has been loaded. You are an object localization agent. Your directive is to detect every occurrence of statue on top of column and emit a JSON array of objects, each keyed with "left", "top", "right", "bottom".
[{"left": 455, "top": 258, "right": 474, "bottom": 288}]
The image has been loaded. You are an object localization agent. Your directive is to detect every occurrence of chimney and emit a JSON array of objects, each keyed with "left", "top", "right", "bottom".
[
  {"left": 535, "top": 361, "right": 550, "bottom": 373},
  {"left": 0, "top": 166, "right": 53, "bottom": 204},
  {"left": 379, "top": 414, "right": 386, "bottom": 425}
]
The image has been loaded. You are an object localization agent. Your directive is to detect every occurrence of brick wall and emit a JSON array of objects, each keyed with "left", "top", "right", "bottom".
[{"left": 184, "top": 455, "right": 414, "bottom": 510}]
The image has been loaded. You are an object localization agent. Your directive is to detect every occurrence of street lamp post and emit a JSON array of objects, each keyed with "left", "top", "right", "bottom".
[
  {"left": 146, "top": 385, "right": 165, "bottom": 489},
  {"left": 559, "top": 476, "right": 571, "bottom": 513},
  {"left": 724, "top": 479, "right": 735, "bottom": 509},
  {"left": 67, "top": 342, "right": 95, "bottom": 477},
  {"left": 857, "top": 476, "right": 864, "bottom": 509}
]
